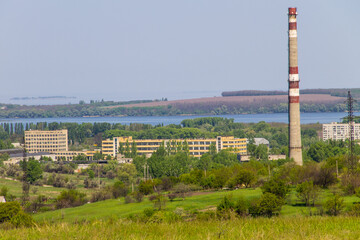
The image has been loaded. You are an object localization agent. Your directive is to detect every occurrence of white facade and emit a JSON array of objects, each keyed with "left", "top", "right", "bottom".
[{"left": 322, "top": 122, "right": 360, "bottom": 141}]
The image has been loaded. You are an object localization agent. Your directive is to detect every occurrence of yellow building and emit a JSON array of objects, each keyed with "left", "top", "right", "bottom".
[
  {"left": 25, "top": 129, "right": 68, "bottom": 153},
  {"left": 102, "top": 136, "right": 247, "bottom": 158}
]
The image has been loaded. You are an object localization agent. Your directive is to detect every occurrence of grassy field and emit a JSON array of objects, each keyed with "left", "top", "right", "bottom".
[
  {"left": 3, "top": 216, "right": 360, "bottom": 239},
  {"left": 33, "top": 187, "right": 360, "bottom": 224},
  {"left": 0, "top": 174, "right": 116, "bottom": 199}
]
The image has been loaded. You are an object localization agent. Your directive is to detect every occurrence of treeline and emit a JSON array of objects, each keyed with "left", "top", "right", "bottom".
[
  {"left": 0, "top": 99, "right": 356, "bottom": 118},
  {"left": 222, "top": 88, "right": 360, "bottom": 98},
  {"left": 0, "top": 118, "right": 321, "bottom": 154}
]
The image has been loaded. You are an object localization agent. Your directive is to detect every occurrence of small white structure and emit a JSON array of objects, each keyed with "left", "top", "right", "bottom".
[
  {"left": 254, "top": 138, "right": 270, "bottom": 147},
  {"left": 0, "top": 196, "right": 6, "bottom": 203}
]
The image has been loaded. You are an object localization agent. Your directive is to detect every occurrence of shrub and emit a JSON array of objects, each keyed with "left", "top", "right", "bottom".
[
  {"left": 112, "top": 181, "right": 128, "bottom": 198},
  {"left": 138, "top": 181, "right": 154, "bottom": 195},
  {"left": 249, "top": 193, "right": 283, "bottom": 217},
  {"left": 323, "top": 194, "right": 344, "bottom": 216},
  {"left": 172, "top": 183, "right": 191, "bottom": 200},
  {"left": 262, "top": 178, "right": 290, "bottom": 199},
  {"left": 91, "top": 188, "right": 113, "bottom": 202},
  {"left": 0, "top": 201, "right": 34, "bottom": 228},
  {"left": 56, "top": 189, "right": 87, "bottom": 209},
  {"left": 143, "top": 207, "right": 155, "bottom": 218},
  {"left": 349, "top": 203, "right": 360, "bottom": 216},
  {"left": 0, "top": 202, "right": 21, "bottom": 223},
  {"left": 9, "top": 211, "right": 34, "bottom": 228},
  {"left": 168, "top": 193, "right": 177, "bottom": 202},
  {"left": 149, "top": 194, "right": 166, "bottom": 210},
  {"left": 217, "top": 195, "right": 234, "bottom": 212},
  {"left": 296, "top": 181, "right": 320, "bottom": 206},
  {"left": 234, "top": 196, "right": 248, "bottom": 217},
  {"left": 124, "top": 195, "right": 134, "bottom": 204},
  {"left": 132, "top": 191, "right": 144, "bottom": 203}
]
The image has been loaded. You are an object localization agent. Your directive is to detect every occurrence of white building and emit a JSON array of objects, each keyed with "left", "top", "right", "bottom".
[{"left": 322, "top": 122, "right": 360, "bottom": 141}]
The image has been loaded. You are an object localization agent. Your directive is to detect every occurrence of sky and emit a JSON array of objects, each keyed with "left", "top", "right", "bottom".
[{"left": 0, "top": 1, "right": 359, "bottom": 104}]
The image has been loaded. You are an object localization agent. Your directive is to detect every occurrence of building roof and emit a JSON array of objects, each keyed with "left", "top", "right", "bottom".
[{"left": 254, "top": 138, "right": 270, "bottom": 146}]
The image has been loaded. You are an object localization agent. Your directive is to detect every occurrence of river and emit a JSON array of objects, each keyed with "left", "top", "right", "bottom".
[{"left": 0, "top": 112, "right": 350, "bottom": 126}]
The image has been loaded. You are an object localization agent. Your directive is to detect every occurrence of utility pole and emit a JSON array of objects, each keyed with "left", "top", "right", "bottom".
[
  {"left": 21, "top": 146, "right": 30, "bottom": 205},
  {"left": 346, "top": 90, "right": 357, "bottom": 170}
]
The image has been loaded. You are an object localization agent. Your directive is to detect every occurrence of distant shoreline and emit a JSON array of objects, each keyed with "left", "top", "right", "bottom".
[{"left": 10, "top": 96, "right": 76, "bottom": 101}]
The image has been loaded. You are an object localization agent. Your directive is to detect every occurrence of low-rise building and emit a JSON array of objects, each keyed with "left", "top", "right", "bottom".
[{"left": 102, "top": 136, "right": 247, "bottom": 158}]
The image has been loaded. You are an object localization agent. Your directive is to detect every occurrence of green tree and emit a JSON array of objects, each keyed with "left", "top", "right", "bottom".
[
  {"left": 296, "top": 181, "right": 320, "bottom": 206},
  {"left": 124, "top": 140, "right": 131, "bottom": 158},
  {"left": 131, "top": 141, "right": 137, "bottom": 158},
  {"left": 262, "top": 177, "right": 290, "bottom": 199},
  {"left": 235, "top": 169, "right": 257, "bottom": 188},
  {"left": 324, "top": 194, "right": 344, "bottom": 216},
  {"left": 22, "top": 159, "right": 43, "bottom": 184},
  {"left": 249, "top": 192, "right": 284, "bottom": 217}
]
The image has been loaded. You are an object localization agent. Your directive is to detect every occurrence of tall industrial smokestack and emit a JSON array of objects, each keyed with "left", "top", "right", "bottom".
[{"left": 288, "top": 7, "right": 303, "bottom": 165}]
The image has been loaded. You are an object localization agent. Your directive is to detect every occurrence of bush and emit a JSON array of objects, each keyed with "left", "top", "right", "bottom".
[
  {"left": 349, "top": 203, "right": 360, "bottom": 216},
  {"left": 172, "top": 183, "right": 191, "bottom": 200},
  {"left": 0, "top": 202, "right": 34, "bottom": 228},
  {"left": 91, "top": 188, "right": 113, "bottom": 202},
  {"left": 323, "top": 194, "right": 344, "bottom": 216},
  {"left": 132, "top": 191, "right": 144, "bottom": 203},
  {"left": 249, "top": 193, "right": 284, "bottom": 217},
  {"left": 138, "top": 181, "right": 154, "bottom": 195},
  {"left": 234, "top": 196, "right": 248, "bottom": 217},
  {"left": 9, "top": 211, "right": 34, "bottom": 228},
  {"left": 296, "top": 181, "right": 320, "bottom": 206},
  {"left": 124, "top": 195, "right": 134, "bottom": 204},
  {"left": 0, "top": 202, "right": 21, "bottom": 223},
  {"left": 112, "top": 181, "right": 128, "bottom": 198},
  {"left": 143, "top": 207, "right": 155, "bottom": 218},
  {"left": 56, "top": 189, "right": 87, "bottom": 209},
  {"left": 262, "top": 178, "right": 290, "bottom": 199},
  {"left": 168, "top": 193, "right": 177, "bottom": 202},
  {"left": 150, "top": 194, "right": 166, "bottom": 210}
]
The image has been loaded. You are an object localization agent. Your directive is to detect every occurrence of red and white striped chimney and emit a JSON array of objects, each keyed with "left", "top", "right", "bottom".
[{"left": 288, "top": 7, "right": 303, "bottom": 165}]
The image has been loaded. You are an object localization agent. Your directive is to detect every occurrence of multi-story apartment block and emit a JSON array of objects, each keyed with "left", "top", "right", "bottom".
[
  {"left": 25, "top": 129, "right": 68, "bottom": 153},
  {"left": 102, "top": 136, "right": 247, "bottom": 158},
  {"left": 322, "top": 122, "right": 360, "bottom": 141}
]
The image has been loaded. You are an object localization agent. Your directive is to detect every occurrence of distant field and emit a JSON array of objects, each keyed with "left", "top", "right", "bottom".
[{"left": 107, "top": 94, "right": 346, "bottom": 109}]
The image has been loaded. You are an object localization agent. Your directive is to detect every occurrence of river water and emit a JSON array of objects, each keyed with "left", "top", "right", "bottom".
[{"left": 0, "top": 112, "right": 350, "bottom": 126}]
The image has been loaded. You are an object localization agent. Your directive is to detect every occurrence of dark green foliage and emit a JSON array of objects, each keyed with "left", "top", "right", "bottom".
[
  {"left": 249, "top": 193, "right": 284, "bottom": 217},
  {"left": 138, "top": 181, "right": 154, "bottom": 195},
  {"left": 217, "top": 195, "right": 235, "bottom": 212},
  {"left": 132, "top": 191, "right": 144, "bottom": 203},
  {"left": 323, "top": 194, "right": 344, "bottom": 216},
  {"left": 234, "top": 196, "right": 248, "bottom": 217},
  {"left": 0, "top": 201, "right": 21, "bottom": 223},
  {"left": 20, "top": 159, "right": 43, "bottom": 184},
  {"left": 56, "top": 189, "right": 87, "bottom": 209},
  {"left": 112, "top": 181, "right": 128, "bottom": 198},
  {"left": 262, "top": 178, "right": 290, "bottom": 199},
  {"left": 296, "top": 181, "right": 320, "bottom": 206},
  {"left": 234, "top": 169, "right": 257, "bottom": 188}
]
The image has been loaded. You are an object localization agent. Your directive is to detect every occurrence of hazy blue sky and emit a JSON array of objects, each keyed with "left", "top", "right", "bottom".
[{"left": 0, "top": 1, "right": 359, "bottom": 103}]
